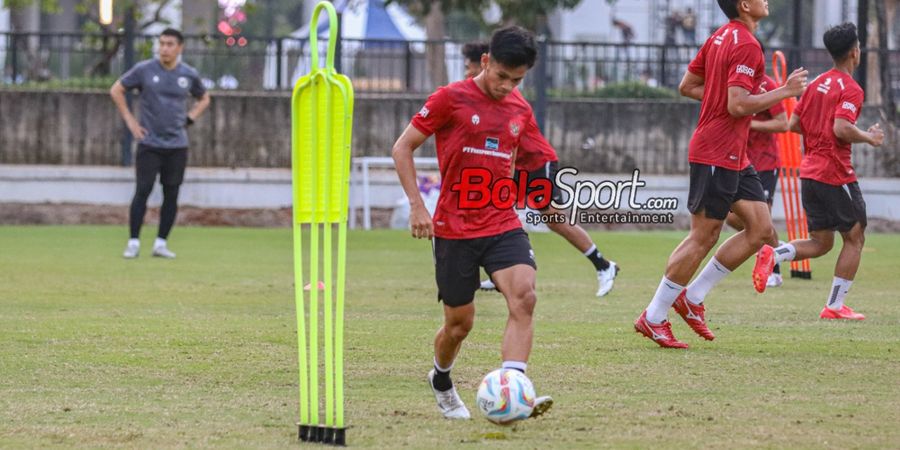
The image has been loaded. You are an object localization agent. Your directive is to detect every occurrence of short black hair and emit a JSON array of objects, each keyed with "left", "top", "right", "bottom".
[
  {"left": 489, "top": 26, "right": 537, "bottom": 69},
  {"left": 717, "top": 0, "right": 739, "bottom": 20},
  {"left": 823, "top": 22, "right": 859, "bottom": 61},
  {"left": 160, "top": 28, "right": 184, "bottom": 45},
  {"left": 462, "top": 41, "right": 489, "bottom": 63}
]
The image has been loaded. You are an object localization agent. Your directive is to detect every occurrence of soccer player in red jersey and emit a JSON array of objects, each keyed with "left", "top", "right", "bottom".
[
  {"left": 462, "top": 42, "right": 620, "bottom": 297},
  {"left": 634, "top": 0, "right": 808, "bottom": 349},
  {"left": 392, "top": 27, "right": 552, "bottom": 419},
  {"left": 760, "top": 23, "right": 884, "bottom": 320},
  {"left": 726, "top": 59, "right": 790, "bottom": 288}
]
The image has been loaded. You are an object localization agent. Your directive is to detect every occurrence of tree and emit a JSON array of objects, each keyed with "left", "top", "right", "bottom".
[{"left": 385, "top": 0, "right": 588, "bottom": 87}]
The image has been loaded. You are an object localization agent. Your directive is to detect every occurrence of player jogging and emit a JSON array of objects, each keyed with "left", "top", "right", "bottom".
[
  {"left": 725, "top": 41, "right": 789, "bottom": 288},
  {"left": 392, "top": 27, "right": 552, "bottom": 419},
  {"left": 634, "top": 0, "right": 807, "bottom": 349},
  {"left": 462, "top": 42, "right": 620, "bottom": 297},
  {"left": 758, "top": 22, "right": 884, "bottom": 320}
]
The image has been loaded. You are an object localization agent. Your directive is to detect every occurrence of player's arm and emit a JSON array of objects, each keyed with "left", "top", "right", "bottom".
[
  {"left": 392, "top": 124, "right": 433, "bottom": 239},
  {"left": 678, "top": 71, "right": 704, "bottom": 101},
  {"left": 188, "top": 92, "right": 211, "bottom": 124},
  {"left": 834, "top": 119, "right": 885, "bottom": 147},
  {"left": 728, "top": 68, "right": 808, "bottom": 117},
  {"left": 109, "top": 80, "right": 146, "bottom": 140},
  {"left": 788, "top": 112, "right": 802, "bottom": 134},
  {"left": 751, "top": 111, "right": 789, "bottom": 133}
]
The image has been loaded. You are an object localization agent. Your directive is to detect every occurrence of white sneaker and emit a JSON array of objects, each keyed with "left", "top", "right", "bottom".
[
  {"left": 530, "top": 395, "right": 554, "bottom": 418},
  {"left": 767, "top": 273, "right": 783, "bottom": 287},
  {"left": 427, "top": 369, "right": 470, "bottom": 419},
  {"left": 123, "top": 240, "right": 140, "bottom": 259},
  {"left": 152, "top": 245, "right": 176, "bottom": 259},
  {"left": 596, "top": 262, "right": 619, "bottom": 297},
  {"left": 479, "top": 279, "right": 497, "bottom": 291}
]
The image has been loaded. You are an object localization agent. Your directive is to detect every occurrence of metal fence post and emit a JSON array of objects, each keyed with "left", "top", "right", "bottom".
[
  {"left": 335, "top": 12, "right": 343, "bottom": 74},
  {"left": 405, "top": 42, "right": 413, "bottom": 91},
  {"left": 10, "top": 34, "right": 19, "bottom": 83},
  {"left": 534, "top": 34, "right": 549, "bottom": 134},
  {"left": 120, "top": 8, "right": 136, "bottom": 167},
  {"left": 276, "top": 37, "right": 283, "bottom": 89}
]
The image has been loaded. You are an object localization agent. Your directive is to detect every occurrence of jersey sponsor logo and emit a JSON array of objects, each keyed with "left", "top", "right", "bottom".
[
  {"left": 418, "top": 106, "right": 430, "bottom": 118},
  {"left": 485, "top": 137, "right": 500, "bottom": 150},
  {"left": 735, "top": 64, "right": 755, "bottom": 77},
  {"left": 841, "top": 101, "right": 858, "bottom": 114},
  {"left": 178, "top": 76, "right": 189, "bottom": 88},
  {"left": 471, "top": 114, "right": 480, "bottom": 125},
  {"left": 462, "top": 146, "right": 511, "bottom": 160}
]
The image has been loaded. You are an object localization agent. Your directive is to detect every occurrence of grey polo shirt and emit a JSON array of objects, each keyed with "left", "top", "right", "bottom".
[{"left": 120, "top": 59, "right": 206, "bottom": 149}]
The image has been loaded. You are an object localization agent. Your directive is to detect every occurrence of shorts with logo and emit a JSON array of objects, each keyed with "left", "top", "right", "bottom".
[
  {"left": 433, "top": 228, "right": 536, "bottom": 307},
  {"left": 801, "top": 179, "right": 867, "bottom": 232},
  {"left": 758, "top": 168, "right": 779, "bottom": 204},
  {"left": 687, "top": 163, "right": 767, "bottom": 220},
  {"left": 513, "top": 160, "right": 564, "bottom": 209}
]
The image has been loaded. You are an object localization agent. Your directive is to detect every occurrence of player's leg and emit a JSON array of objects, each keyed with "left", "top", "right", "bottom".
[
  {"left": 761, "top": 170, "right": 784, "bottom": 286},
  {"left": 125, "top": 145, "right": 162, "bottom": 258},
  {"left": 543, "top": 208, "right": 619, "bottom": 296},
  {"left": 428, "top": 236, "right": 480, "bottom": 419},
  {"left": 153, "top": 148, "right": 187, "bottom": 258},
  {"left": 637, "top": 164, "right": 733, "bottom": 348},
  {"left": 820, "top": 222, "right": 866, "bottom": 320},
  {"left": 486, "top": 229, "right": 552, "bottom": 417},
  {"left": 821, "top": 182, "right": 867, "bottom": 320},
  {"left": 708, "top": 168, "right": 777, "bottom": 293},
  {"left": 725, "top": 211, "right": 745, "bottom": 231}
]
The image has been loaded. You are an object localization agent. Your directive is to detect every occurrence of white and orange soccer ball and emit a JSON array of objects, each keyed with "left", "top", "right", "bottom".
[{"left": 475, "top": 369, "right": 535, "bottom": 424}]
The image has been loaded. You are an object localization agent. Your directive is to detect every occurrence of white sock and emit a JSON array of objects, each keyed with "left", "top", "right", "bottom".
[
  {"left": 686, "top": 257, "right": 731, "bottom": 305},
  {"left": 646, "top": 276, "right": 684, "bottom": 324},
  {"left": 826, "top": 277, "right": 853, "bottom": 311},
  {"left": 501, "top": 360, "right": 527, "bottom": 374},
  {"left": 774, "top": 243, "right": 796, "bottom": 264},
  {"left": 154, "top": 237, "right": 167, "bottom": 249},
  {"left": 128, "top": 238, "right": 140, "bottom": 247},
  {"left": 583, "top": 244, "right": 597, "bottom": 257},
  {"left": 434, "top": 356, "right": 454, "bottom": 373}
]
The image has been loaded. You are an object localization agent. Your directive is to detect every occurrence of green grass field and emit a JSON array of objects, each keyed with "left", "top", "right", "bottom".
[{"left": 1, "top": 226, "right": 898, "bottom": 449}]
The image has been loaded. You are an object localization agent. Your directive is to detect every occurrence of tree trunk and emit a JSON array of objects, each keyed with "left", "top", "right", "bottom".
[
  {"left": 424, "top": 1, "right": 447, "bottom": 89},
  {"left": 9, "top": 3, "right": 45, "bottom": 81}
]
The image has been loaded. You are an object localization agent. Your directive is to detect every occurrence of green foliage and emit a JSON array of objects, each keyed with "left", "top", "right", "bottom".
[
  {"left": 3, "top": 0, "right": 60, "bottom": 13},
  {"left": 7, "top": 75, "right": 118, "bottom": 89},
  {"left": 552, "top": 81, "right": 679, "bottom": 99}
]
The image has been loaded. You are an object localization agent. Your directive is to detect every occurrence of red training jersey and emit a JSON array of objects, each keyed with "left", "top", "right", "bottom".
[
  {"left": 515, "top": 111, "right": 558, "bottom": 171},
  {"left": 410, "top": 78, "right": 536, "bottom": 239},
  {"left": 794, "top": 69, "right": 864, "bottom": 185},
  {"left": 746, "top": 74, "right": 786, "bottom": 171},
  {"left": 687, "top": 20, "right": 765, "bottom": 170}
]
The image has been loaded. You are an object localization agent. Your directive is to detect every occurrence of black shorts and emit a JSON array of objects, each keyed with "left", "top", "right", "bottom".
[
  {"left": 136, "top": 144, "right": 188, "bottom": 187},
  {"left": 801, "top": 179, "right": 867, "bottom": 232},
  {"left": 758, "top": 168, "right": 779, "bottom": 204},
  {"left": 514, "top": 160, "right": 564, "bottom": 209},
  {"left": 433, "top": 228, "right": 536, "bottom": 307},
  {"left": 687, "top": 163, "right": 767, "bottom": 220}
]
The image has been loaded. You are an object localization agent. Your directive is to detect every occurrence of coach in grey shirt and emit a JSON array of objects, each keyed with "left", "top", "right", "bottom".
[{"left": 111, "top": 28, "right": 210, "bottom": 259}]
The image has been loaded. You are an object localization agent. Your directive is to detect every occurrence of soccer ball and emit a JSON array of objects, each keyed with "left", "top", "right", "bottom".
[{"left": 475, "top": 369, "right": 535, "bottom": 424}]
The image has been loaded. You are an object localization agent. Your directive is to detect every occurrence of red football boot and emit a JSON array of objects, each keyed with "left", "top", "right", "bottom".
[
  {"left": 634, "top": 310, "right": 689, "bottom": 349},
  {"left": 753, "top": 245, "right": 775, "bottom": 293},
  {"left": 819, "top": 305, "right": 866, "bottom": 321},
  {"left": 673, "top": 290, "right": 715, "bottom": 341}
]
